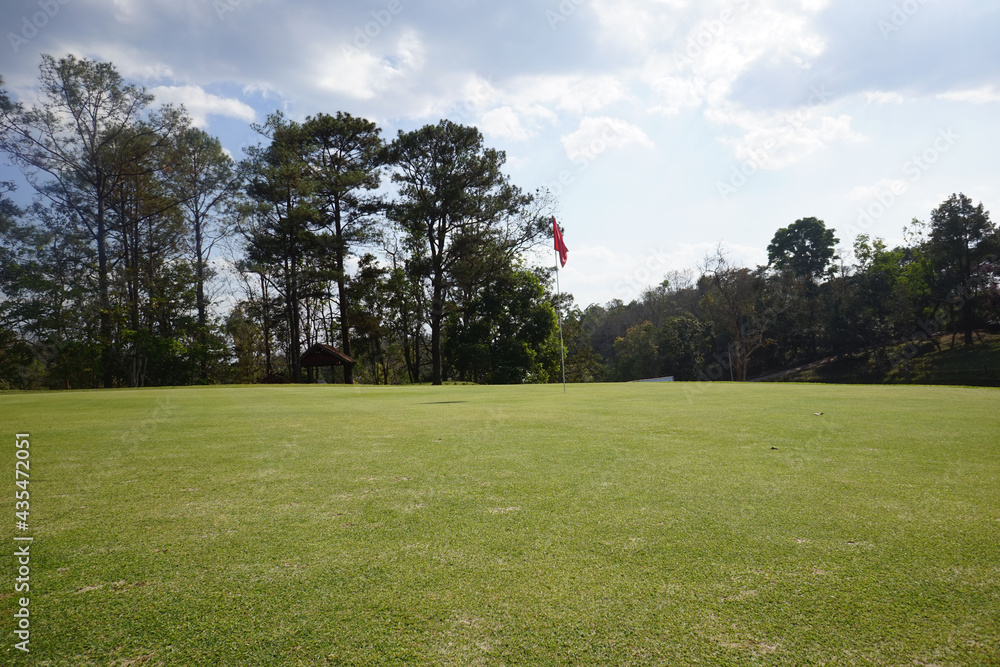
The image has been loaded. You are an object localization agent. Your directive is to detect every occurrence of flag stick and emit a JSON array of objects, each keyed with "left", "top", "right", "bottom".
[{"left": 555, "top": 247, "right": 567, "bottom": 394}]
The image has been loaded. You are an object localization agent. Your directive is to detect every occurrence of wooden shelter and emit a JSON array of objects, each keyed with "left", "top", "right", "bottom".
[{"left": 300, "top": 344, "right": 356, "bottom": 373}]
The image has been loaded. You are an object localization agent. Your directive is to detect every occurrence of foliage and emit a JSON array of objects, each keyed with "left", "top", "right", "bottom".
[
  {"left": 766, "top": 216, "right": 839, "bottom": 282},
  {"left": 0, "top": 54, "right": 187, "bottom": 387},
  {"left": 659, "top": 313, "right": 714, "bottom": 380},
  {"left": 294, "top": 112, "right": 385, "bottom": 383},
  {"left": 388, "top": 120, "right": 548, "bottom": 385},
  {"left": 445, "top": 267, "right": 559, "bottom": 384},
  {"left": 927, "top": 193, "right": 998, "bottom": 346},
  {"left": 2, "top": 57, "right": 998, "bottom": 388},
  {"left": 170, "top": 127, "right": 240, "bottom": 380},
  {"left": 613, "top": 320, "right": 660, "bottom": 381}
]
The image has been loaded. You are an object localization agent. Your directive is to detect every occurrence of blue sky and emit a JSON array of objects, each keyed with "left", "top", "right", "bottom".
[{"left": 2, "top": 0, "right": 999, "bottom": 307}]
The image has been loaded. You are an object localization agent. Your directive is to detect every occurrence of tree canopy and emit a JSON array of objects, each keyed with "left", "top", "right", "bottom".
[
  {"left": 1, "top": 54, "right": 998, "bottom": 389},
  {"left": 767, "top": 217, "right": 839, "bottom": 282}
]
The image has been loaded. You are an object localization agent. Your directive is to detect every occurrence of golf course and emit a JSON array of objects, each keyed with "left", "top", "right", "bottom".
[{"left": 3, "top": 382, "right": 998, "bottom": 665}]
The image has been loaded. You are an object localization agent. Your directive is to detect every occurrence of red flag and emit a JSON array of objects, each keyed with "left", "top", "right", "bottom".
[{"left": 553, "top": 217, "right": 568, "bottom": 268}]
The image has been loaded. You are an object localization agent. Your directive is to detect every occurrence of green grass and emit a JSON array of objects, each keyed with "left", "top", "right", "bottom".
[{"left": 2, "top": 383, "right": 999, "bottom": 665}]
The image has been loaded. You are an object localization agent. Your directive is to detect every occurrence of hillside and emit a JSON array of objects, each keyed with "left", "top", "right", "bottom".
[{"left": 760, "top": 332, "right": 1000, "bottom": 387}]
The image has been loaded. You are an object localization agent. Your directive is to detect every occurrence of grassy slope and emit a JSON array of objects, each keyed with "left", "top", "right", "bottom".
[
  {"left": 2, "top": 383, "right": 999, "bottom": 665},
  {"left": 769, "top": 332, "right": 1000, "bottom": 387}
]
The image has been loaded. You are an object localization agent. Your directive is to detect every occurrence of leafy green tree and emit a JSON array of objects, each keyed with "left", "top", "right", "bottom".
[
  {"left": 0, "top": 182, "right": 35, "bottom": 387},
  {"left": 293, "top": 113, "right": 385, "bottom": 383},
  {"left": 445, "top": 267, "right": 559, "bottom": 384},
  {"left": 105, "top": 122, "right": 199, "bottom": 386},
  {"left": 559, "top": 306, "right": 607, "bottom": 383},
  {"left": 388, "top": 120, "right": 545, "bottom": 385},
  {"left": 25, "top": 205, "right": 100, "bottom": 388},
  {"left": 229, "top": 260, "right": 289, "bottom": 383},
  {"left": 240, "top": 112, "right": 332, "bottom": 382},
  {"left": 658, "top": 313, "right": 714, "bottom": 380},
  {"left": 346, "top": 254, "right": 401, "bottom": 385},
  {"left": 579, "top": 300, "right": 633, "bottom": 365},
  {"left": 382, "top": 236, "right": 428, "bottom": 383},
  {"left": 170, "top": 127, "right": 240, "bottom": 381},
  {"left": 613, "top": 321, "right": 660, "bottom": 381},
  {"left": 927, "top": 193, "right": 997, "bottom": 346},
  {"left": 223, "top": 303, "right": 266, "bottom": 384},
  {"left": 840, "top": 235, "right": 912, "bottom": 364},
  {"left": 767, "top": 217, "right": 839, "bottom": 283},
  {"left": 700, "top": 250, "right": 779, "bottom": 381},
  {"left": 0, "top": 54, "right": 186, "bottom": 387}
]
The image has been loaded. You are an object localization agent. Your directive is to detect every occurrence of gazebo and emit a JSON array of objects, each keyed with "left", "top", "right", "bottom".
[{"left": 300, "top": 344, "right": 356, "bottom": 383}]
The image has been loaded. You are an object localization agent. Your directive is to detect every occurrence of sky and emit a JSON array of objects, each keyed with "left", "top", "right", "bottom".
[{"left": 1, "top": 0, "right": 999, "bottom": 308}]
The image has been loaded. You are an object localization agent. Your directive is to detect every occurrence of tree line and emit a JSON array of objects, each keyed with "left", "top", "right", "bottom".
[
  {"left": 0, "top": 54, "right": 558, "bottom": 389},
  {"left": 1, "top": 54, "right": 998, "bottom": 389},
  {"left": 567, "top": 208, "right": 999, "bottom": 383}
]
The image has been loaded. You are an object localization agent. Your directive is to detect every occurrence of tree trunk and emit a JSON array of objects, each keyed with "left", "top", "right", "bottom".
[
  {"left": 194, "top": 211, "right": 208, "bottom": 380},
  {"left": 336, "top": 242, "right": 353, "bottom": 383},
  {"left": 97, "top": 194, "right": 114, "bottom": 389},
  {"left": 290, "top": 290, "right": 301, "bottom": 383},
  {"left": 430, "top": 277, "right": 444, "bottom": 386},
  {"left": 261, "top": 274, "right": 272, "bottom": 378},
  {"left": 430, "top": 221, "right": 447, "bottom": 386}
]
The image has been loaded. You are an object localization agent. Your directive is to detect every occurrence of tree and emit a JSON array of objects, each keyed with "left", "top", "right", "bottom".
[
  {"left": 559, "top": 306, "right": 607, "bottom": 383},
  {"left": 613, "top": 320, "right": 659, "bottom": 381},
  {"left": 767, "top": 217, "right": 839, "bottom": 283},
  {"left": 295, "top": 112, "right": 384, "bottom": 384},
  {"left": 378, "top": 231, "right": 430, "bottom": 384},
  {"left": 445, "top": 266, "right": 559, "bottom": 384},
  {"left": 927, "top": 193, "right": 997, "bottom": 346},
  {"left": 0, "top": 55, "right": 186, "bottom": 387},
  {"left": 700, "top": 249, "right": 780, "bottom": 381},
  {"left": 170, "top": 127, "right": 240, "bottom": 380},
  {"left": 659, "top": 313, "right": 714, "bottom": 380},
  {"left": 239, "top": 112, "right": 329, "bottom": 383},
  {"left": 387, "top": 120, "right": 545, "bottom": 385},
  {"left": 104, "top": 122, "right": 199, "bottom": 387},
  {"left": 0, "top": 182, "right": 35, "bottom": 387},
  {"left": 346, "top": 254, "right": 400, "bottom": 385}
]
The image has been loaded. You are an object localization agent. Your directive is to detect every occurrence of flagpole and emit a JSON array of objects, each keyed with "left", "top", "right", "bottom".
[{"left": 555, "top": 247, "right": 567, "bottom": 394}]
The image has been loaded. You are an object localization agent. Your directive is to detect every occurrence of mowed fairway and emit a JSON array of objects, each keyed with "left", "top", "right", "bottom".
[{"left": 2, "top": 383, "right": 999, "bottom": 665}]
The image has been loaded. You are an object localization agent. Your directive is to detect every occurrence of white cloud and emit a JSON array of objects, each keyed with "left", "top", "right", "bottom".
[
  {"left": 315, "top": 49, "right": 388, "bottom": 101},
  {"left": 57, "top": 41, "right": 177, "bottom": 83},
  {"left": 561, "top": 116, "right": 653, "bottom": 162},
  {"left": 110, "top": 0, "right": 138, "bottom": 22},
  {"left": 711, "top": 104, "right": 864, "bottom": 170},
  {"left": 847, "top": 179, "right": 910, "bottom": 203},
  {"left": 502, "top": 74, "right": 631, "bottom": 116},
  {"left": 644, "top": 72, "right": 705, "bottom": 115},
  {"left": 479, "top": 107, "right": 532, "bottom": 141},
  {"left": 392, "top": 29, "right": 426, "bottom": 73},
  {"left": 686, "top": 2, "right": 826, "bottom": 79},
  {"left": 314, "top": 29, "right": 427, "bottom": 101},
  {"left": 590, "top": 0, "right": 687, "bottom": 52},
  {"left": 937, "top": 86, "right": 1000, "bottom": 104},
  {"left": 866, "top": 91, "right": 906, "bottom": 105},
  {"left": 636, "top": 0, "right": 832, "bottom": 125},
  {"left": 149, "top": 85, "right": 257, "bottom": 127}
]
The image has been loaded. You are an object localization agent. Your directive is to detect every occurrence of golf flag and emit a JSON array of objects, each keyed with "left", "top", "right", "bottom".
[
  {"left": 553, "top": 217, "right": 568, "bottom": 268},
  {"left": 552, "top": 217, "right": 568, "bottom": 392}
]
